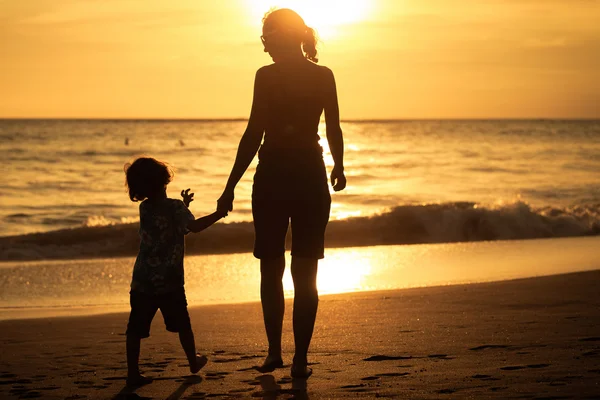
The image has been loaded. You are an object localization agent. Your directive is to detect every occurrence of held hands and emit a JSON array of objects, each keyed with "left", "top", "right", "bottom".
[
  {"left": 181, "top": 188, "right": 229, "bottom": 218},
  {"left": 217, "top": 190, "right": 234, "bottom": 215},
  {"left": 181, "top": 188, "right": 194, "bottom": 207},
  {"left": 330, "top": 165, "right": 347, "bottom": 192}
]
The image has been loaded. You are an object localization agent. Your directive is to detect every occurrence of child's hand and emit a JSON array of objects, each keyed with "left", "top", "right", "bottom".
[
  {"left": 181, "top": 188, "right": 194, "bottom": 207},
  {"left": 216, "top": 208, "right": 229, "bottom": 218}
]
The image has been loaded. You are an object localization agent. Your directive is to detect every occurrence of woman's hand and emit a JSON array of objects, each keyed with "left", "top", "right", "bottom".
[
  {"left": 330, "top": 165, "right": 347, "bottom": 192},
  {"left": 181, "top": 188, "right": 194, "bottom": 207},
  {"left": 217, "top": 190, "right": 234, "bottom": 213}
]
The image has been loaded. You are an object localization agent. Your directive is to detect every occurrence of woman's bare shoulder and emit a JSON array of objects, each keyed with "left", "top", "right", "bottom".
[
  {"left": 256, "top": 64, "right": 277, "bottom": 74},
  {"left": 312, "top": 64, "right": 334, "bottom": 78}
]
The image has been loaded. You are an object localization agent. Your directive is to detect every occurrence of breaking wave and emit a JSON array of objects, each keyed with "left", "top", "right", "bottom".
[{"left": 1, "top": 201, "right": 598, "bottom": 261}]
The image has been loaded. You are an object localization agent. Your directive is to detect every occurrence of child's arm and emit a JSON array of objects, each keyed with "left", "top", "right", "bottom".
[{"left": 187, "top": 211, "right": 226, "bottom": 233}]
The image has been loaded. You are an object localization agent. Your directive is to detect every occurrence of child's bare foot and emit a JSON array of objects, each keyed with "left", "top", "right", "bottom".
[
  {"left": 190, "top": 354, "right": 208, "bottom": 374},
  {"left": 126, "top": 374, "right": 153, "bottom": 387}
]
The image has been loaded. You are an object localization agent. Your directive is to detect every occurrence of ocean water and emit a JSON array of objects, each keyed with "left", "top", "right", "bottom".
[
  {"left": 1, "top": 119, "right": 600, "bottom": 319},
  {"left": 1, "top": 119, "right": 599, "bottom": 243},
  {"left": 1, "top": 237, "right": 599, "bottom": 320}
]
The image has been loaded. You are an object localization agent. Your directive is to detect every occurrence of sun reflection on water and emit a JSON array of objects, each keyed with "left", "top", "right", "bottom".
[{"left": 282, "top": 250, "right": 373, "bottom": 295}]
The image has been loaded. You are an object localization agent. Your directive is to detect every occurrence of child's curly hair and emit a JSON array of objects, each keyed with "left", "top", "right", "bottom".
[{"left": 124, "top": 157, "right": 173, "bottom": 201}]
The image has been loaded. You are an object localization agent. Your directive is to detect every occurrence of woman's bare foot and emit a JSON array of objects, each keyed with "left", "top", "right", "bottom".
[
  {"left": 126, "top": 373, "right": 153, "bottom": 387},
  {"left": 255, "top": 354, "right": 284, "bottom": 373},
  {"left": 190, "top": 354, "right": 208, "bottom": 374},
  {"left": 291, "top": 364, "right": 313, "bottom": 379}
]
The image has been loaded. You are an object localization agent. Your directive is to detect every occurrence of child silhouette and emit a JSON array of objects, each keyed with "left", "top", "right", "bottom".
[{"left": 124, "top": 157, "right": 227, "bottom": 386}]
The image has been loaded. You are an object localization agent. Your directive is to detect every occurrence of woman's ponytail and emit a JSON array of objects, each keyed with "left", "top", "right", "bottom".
[{"left": 302, "top": 26, "right": 319, "bottom": 63}]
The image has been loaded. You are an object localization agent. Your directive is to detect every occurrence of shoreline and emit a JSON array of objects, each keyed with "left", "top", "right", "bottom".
[
  {"left": 1, "top": 270, "right": 600, "bottom": 398},
  {"left": 2, "top": 267, "right": 599, "bottom": 323},
  {"left": 2, "top": 237, "right": 599, "bottom": 322}
]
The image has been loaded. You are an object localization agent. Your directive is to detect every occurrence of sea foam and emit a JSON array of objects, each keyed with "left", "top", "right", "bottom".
[{"left": 1, "top": 201, "right": 597, "bottom": 261}]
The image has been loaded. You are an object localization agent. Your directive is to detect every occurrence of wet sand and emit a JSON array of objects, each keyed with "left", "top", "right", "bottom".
[{"left": 1, "top": 270, "right": 599, "bottom": 399}]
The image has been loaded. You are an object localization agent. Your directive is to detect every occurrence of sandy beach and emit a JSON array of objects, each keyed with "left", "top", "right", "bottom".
[{"left": 1, "top": 270, "right": 599, "bottom": 399}]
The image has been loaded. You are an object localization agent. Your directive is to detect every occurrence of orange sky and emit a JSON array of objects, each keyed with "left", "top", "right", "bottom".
[{"left": 1, "top": 0, "right": 599, "bottom": 119}]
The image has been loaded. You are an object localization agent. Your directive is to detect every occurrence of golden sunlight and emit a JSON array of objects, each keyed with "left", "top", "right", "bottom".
[
  {"left": 282, "top": 250, "right": 373, "bottom": 295},
  {"left": 244, "top": 0, "right": 373, "bottom": 39}
]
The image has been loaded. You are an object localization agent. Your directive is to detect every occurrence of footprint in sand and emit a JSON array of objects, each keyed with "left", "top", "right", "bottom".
[
  {"left": 588, "top": 369, "right": 600, "bottom": 374},
  {"left": 34, "top": 386, "right": 60, "bottom": 391},
  {"left": 472, "top": 374, "right": 499, "bottom": 381},
  {"left": 240, "top": 378, "right": 261, "bottom": 386},
  {"left": 102, "top": 377, "right": 127, "bottom": 381},
  {"left": 428, "top": 354, "right": 454, "bottom": 360},
  {"left": 182, "top": 392, "right": 207, "bottom": 399},
  {"left": 376, "top": 372, "right": 410, "bottom": 377},
  {"left": 204, "top": 371, "right": 229, "bottom": 380},
  {"left": 582, "top": 350, "right": 600, "bottom": 357},
  {"left": 228, "top": 387, "right": 253, "bottom": 393},
  {"left": 363, "top": 355, "right": 413, "bottom": 361},
  {"left": 579, "top": 337, "right": 600, "bottom": 342},
  {"left": 469, "top": 344, "right": 511, "bottom": 351},
  {"left": 11, "top": 390, "right": 43, "bottom": 398},
  {"left": 361, "top": 376, "right": 380, "bottom": 381},
  {"left": 500, "top": 364, "right": 550, "bottom": 371},
  {"left": 340, "top": 384, "right": 366, "bottom": 389},
  {"left": 339, "top": 383, "right": 377, "bottom": 394},
  {"left": 438, "top": 388, "right": 458, "bottom": 394},
  {"left": 500, "top": 366, "right": 526, "bottom": 371},
  {"left": 210, "top": 357, "right": 233, "bottom": 363},
  {"left": 527, "top": 363, "right": 551, "bottom": 369},
  {"left": 345, "top": 387, "right": 376, "bottom": 393}
]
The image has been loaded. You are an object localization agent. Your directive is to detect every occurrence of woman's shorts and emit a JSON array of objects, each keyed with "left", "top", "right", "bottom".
[
  {"left": 126, "top": 287, "right": 191, "bottom": 338},
  {"left": 252, "top": 151, "right": 331, "bottom": 260}
]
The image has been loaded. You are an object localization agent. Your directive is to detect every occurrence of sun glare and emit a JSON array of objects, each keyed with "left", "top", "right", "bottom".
[
  {"left": 245, "top": 0, "right": 373, "bottom": 40},
  {"left": 282, "top": 250, "right": 373, "bottom": 295}
]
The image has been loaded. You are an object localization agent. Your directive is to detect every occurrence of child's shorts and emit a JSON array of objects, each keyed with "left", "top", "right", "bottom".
[{"left": 126, "top": 287, "right": 191, "bottom": 338}]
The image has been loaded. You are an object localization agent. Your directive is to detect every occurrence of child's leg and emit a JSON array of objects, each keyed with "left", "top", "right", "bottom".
[
  {"left": 126, "top": 334, "right": 142, "bottom": 377},
  {"left": 126, "top": 291, "right": 158, "bottom": 385},
  {"left": 179, "top": 329, "right": 207, "bottom": 373},
  {"left": 126, "top": 335, "right": 152, "bottom": 386},
  {"left": 161, "top": 288, "right": 207, "bottom": 373}
]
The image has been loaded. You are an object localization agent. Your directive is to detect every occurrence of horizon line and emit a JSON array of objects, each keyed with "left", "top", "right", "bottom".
[{"left": 1, "top": 117, "right": 599, "bottom": 122}]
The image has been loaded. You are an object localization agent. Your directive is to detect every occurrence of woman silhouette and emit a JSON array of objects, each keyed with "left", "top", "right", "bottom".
[{"left": 217, "top": 8, "right": 346, "bottom": 379}]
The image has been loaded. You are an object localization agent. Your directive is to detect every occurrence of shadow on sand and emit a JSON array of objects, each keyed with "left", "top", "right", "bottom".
[
  {"left": 257, "top": 374, "right": 309, "bottom": 400},
  {"left": 112, "top": 375, "right": 203, "bottom": 400}
]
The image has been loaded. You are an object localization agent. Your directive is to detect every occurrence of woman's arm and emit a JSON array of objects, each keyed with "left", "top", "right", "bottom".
[
  {"left": 323, "top": 68, "right": 346, "bottom": 192},
  {"left": 217, "top": 69, "right": 267, "bottom": 212}
]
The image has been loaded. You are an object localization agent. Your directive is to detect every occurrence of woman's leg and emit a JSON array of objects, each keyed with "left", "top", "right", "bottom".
[
  {"left": 260, "top": 255, "right": 286, "bottom": 364},
  {"left": 290, "top": 256, "right": 319, "bottom": 373}
]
